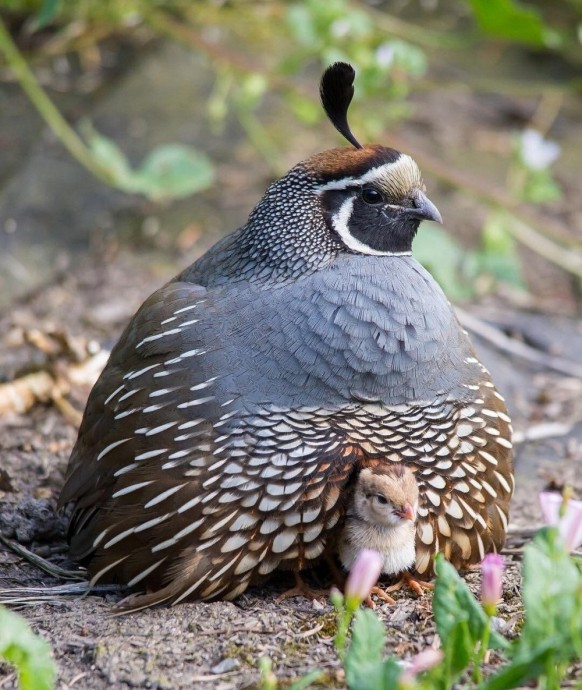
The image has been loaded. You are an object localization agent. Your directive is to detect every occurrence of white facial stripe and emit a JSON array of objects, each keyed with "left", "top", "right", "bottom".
[
  {"left": 330, "top": 197, "right": 411, "bottom": 257},
  {"left": 315, "top": 155, "right": 420, "bottom": 194}
]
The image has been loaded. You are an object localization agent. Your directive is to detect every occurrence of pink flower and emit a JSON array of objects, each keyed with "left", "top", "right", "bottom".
[
  {"left": 539, "top": 491, "right": 582, "bottom": 552},
  {"left": 344, "top": 548, "right": 383, "bottom": 607},
  {"left": 481, "top": 553, "right": 504, "bottom": 616},
  {"left": 400, "top": 649, "right": 443, "bottom": 687}
]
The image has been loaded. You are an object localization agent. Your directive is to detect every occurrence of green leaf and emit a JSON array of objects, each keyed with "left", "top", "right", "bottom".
[
  {"left": 0, "top": 606, "right": 56, "bottom": 690},
  {"left": 348, "top": 608, "right": 386, "bottom": 664},
  {"left": 464, "top": 0, "right": 559, "bottom": 47},
  {"left": 476, "top": 212, "right": 524, "bottom": 289},
  {"left": 286, "top": 4, "right": 320, "bottom": 49},
  {"left": 82, "top": 120, "right": 132, "bottom": 182},
  {"left": 433, "top": 555, "right": 509, "bottom": 652},
  {"left": 450, "top": 619, "right": 475, "bottom": 677},
  {"left": 413, "top": 225, "right": 474, "bottom": 301},
  {"left": 522, "top": 169, "right": 562, "bottom": 204},
  {"left": 288, "top": 669, "right": 325, "bottom": 689},
  {"left": 82, "top": 121, "right": 214, "bottom": 201},
  {"left": 345, "top": 608, "right": 394, "bottom": 690},
  {"left": 482, "top": 213, "right": 515, "bottom": 255},
  {"left": 476, "top": 640, "right": 556, "bottom": 690},
  {"left": 131, "top": 144, "right": 215, "bottom": 201},
  {"left": 30, "top": 0, "right": 62, "bottom": 30},
  {"left": 520, "top": 528, "right": 582, "bottom": 658}
]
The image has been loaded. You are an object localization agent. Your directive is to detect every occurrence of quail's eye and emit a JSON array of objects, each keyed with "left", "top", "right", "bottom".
[
  {"left": 361, "top": 187, "right": 384, "bottom": 205},
  {"left": 375, "top": 494, "right": 388, "bottom": 505}
]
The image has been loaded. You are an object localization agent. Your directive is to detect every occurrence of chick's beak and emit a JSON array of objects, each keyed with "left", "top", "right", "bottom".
[
  {"left": 408, "top": 190, "right": 442, "bottom": 224},
  {"left": 397, "top": 502, "right": 416, "bottom": 522}
]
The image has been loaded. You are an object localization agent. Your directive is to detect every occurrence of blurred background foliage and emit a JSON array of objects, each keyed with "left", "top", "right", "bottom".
[{"left": 0, "top": 0, "right": 581, "bottom": 305}]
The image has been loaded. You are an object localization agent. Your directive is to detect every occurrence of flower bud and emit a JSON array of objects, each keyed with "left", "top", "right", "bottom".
[
  {"left": 480, "top": 553, "right": 504, "bottom": 616},
  {"left": 344, "top": 548, "right": 382, "bottom": 608},
  {"left": 539, "top": 491, "right": 582, "bottom": 552},
  {"left": 399, "top": 649, "right": 443, "bottom": 688}
]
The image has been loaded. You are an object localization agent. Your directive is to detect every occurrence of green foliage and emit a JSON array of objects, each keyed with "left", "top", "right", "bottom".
[
  {"left": 81, "top": 122, "right": 214, "bottom": 201},
  {"left": 259, "top": 655, "right": 323, "bottom": 689},
  {"left": 29, "top": 0, "right": 60, "bottom": 29},
  {"left": 264, "top": 528, "right": 582, "bottom": 689},
  {"left": 473, "top": 213, "right": 525, "bottom": 290},
  {"left": 520, "top": 168, "right": 562, "bottom": 205},
  {"left": 7, "top": 0, "right": 146, "bottom": 28},
  {"left": 464, "top": 0, "right": 559, "bottom": 47},
  {"left": 344, "top": 609, "right": 402, "bottom": 690},
  {"left": 433, "top": 555, "right": 509, "bottom": 653},
  {"left": 0, "top": 606, "right": 56, "bottom": 690},
  {"left": 413, "top": 226, "right": 474, "bottom": 301},
  {"left": 285, "top": 0, "right": 427, "bottom": 117},
  {"left": 520, "top": 528, "right": 582, "bottom": 664},
  {"left": 472, "top": 529, "right": 582, "bottom": 690},
  {"left": 6, "top": 527, "right": 580, "bottom": 690},
  {"left": 0, "top": 0, "right": 577, "bottom": 288}
]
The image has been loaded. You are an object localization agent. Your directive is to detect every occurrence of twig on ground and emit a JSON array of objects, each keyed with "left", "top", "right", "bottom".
[
  {"left": 0, "top": 534, "right": 84, "bottom": 581},
  {"left": 455, "top": 307, "right": 582, "bottom": 379},
  {"left": 0, "top": 673, "right": 16, "bottom": 689},
  {"left": 512, "top": 422, "right": 574, "bottom": 445},
  {"left": 0, "top": 583, "right": 121, "bottom": 606}
]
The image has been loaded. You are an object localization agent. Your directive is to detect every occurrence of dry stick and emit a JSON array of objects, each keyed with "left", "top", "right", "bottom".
[
  {"left": 0, "top": 673, "right": 16, "bottom": 689},
  {"left": 0, "top": 534, "right": 85, "bottom": 581},
  {"left": 512, "top": 422, "right": 574, "bottom": 445},
  {"left": 455, "top": 306, "right": 582, "bottom": 379},
  {"left": 145, "top": 10, "right": 272, "bottom": 82},
  {"left": 0, "top": 583, "right": 121, "bottom": 605}
]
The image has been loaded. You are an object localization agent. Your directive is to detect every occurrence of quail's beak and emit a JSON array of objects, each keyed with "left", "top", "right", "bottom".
[
  {"left": 396, "top": 502, "right": 416, "bottom": 522},
  {"left": 407, "top": 190, "right": 442, "bottom": 224}
]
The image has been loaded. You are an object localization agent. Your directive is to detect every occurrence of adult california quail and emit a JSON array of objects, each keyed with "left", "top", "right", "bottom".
[
  {"left": 338, "top": 464, "right": 419, "bottom": 605},
  {"left": 59, "top": 62, "right": 514, "bottom": 610}
]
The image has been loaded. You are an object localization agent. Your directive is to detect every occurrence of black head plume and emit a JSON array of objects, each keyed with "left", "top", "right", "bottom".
[{"left": 320, "top": 62, "right": 363, "bottom": 150}]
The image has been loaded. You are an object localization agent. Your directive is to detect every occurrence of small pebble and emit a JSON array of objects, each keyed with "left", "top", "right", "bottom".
[{"left": 211, "top": 658, "right": 239, "bottom": 674}]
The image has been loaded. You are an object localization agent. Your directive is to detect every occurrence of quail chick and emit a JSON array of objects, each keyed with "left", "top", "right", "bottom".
[{"left": 339, "top": 464, "right": 420, "bottom": 605}]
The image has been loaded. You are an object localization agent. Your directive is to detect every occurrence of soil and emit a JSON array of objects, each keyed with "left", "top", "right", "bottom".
[{"left": 0, "top": 249, "right": 581, "bottom": 690}]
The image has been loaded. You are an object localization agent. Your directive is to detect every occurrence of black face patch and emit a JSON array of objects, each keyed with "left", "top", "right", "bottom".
[
  {"left": 321, "top": 188, "right": 421, "bottom": 254},
  {"left": 349, "top": 197, "right": 421, "bottom": 253}
]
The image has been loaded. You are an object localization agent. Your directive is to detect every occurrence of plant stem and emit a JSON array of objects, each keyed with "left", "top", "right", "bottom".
[
  {"left": 0, "top": 16, "right": 114, "bottom": 186},
  {"left": 334, "top": 607, "right": 353, "bottom": 663},
  {"left": 235, "top": 104, "right": 284, "bottom": 177},
  {"left": 363, "top": 2, "right": 470, "bottom": 49},
  {"left": 473, "top": 618, "right": 491, "bottom": 684}
]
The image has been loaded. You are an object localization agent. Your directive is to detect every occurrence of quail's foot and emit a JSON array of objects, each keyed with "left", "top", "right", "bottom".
[{"left": 276, "top": 572, "right": 329, "bottom": 603}]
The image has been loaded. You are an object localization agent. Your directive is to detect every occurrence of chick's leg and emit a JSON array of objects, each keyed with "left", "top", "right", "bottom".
[
  {"left": 386, "top": 571, "right": 434, "bottom": 596},
  {"left": 364, "top": 586, "right": 396, "bottom": 609}
]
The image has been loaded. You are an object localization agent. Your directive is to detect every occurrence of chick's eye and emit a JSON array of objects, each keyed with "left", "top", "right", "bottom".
[
  {"left": 361, "top": 187, "right": 383, "bottom": 205},
  {"left": 375, "top": 494, "right": 388, "bottom": 505}
]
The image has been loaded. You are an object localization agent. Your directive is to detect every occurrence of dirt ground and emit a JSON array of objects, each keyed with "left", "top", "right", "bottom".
[{"left": 0, "top": 249, "right": 581, "bottom": 690}]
